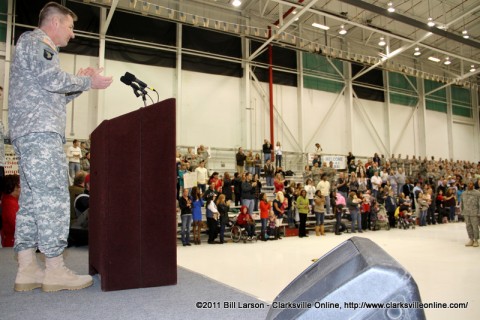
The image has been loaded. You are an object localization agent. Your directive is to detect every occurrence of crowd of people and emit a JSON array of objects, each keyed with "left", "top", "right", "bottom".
[{"left": 176, "top": 145, "right": 480, "bottom": 248}]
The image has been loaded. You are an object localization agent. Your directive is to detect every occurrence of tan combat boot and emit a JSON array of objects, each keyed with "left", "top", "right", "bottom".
[
  {"left": 14, "top": 248, "right": 44, "bottom": 292},
  {"left": 465, "top": 239, "right": 474, "bottom": 247},
  {"left": 473, "top": 240, "right": 479, "bottom": 247},
  {"left": 315, "top": 226, "right": 320, "bottom": 236},
  {"left": 42, "top": 254, "right": 93, "bottom": 292}
]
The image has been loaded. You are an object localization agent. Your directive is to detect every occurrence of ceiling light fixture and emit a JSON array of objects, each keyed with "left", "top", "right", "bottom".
[
  {"left": 232, "top": 0, "right": 242, "bottom": 7},
  {"left": 470, "top": 65, "right": 476, "bottom": 72},
  {"left": 387, "top": 2, "right": 395, "bottom": 13},
  {"left": 413, "top": 47, "right": 421, "bottom": 56},
  {"left": 338, "top": 25, "right": 347, "bottom": 35},
  {"left": 129, "top": 0, "right": 137, "bottom": 9},
  {"left": 428, "top": 56, "right": 440, "bottom": 63},
  {"left": 462, "top": 30, "right": 469, "bottom": 39},
  {"left": 312, "top": 22, "right": 330, "bottom": 30},
  {"left": 443, "top": 57, "right": 451, "bottom": 65},
  {"left": 427, "top": 17, "right": 435, "bottom": 27},
  {"left": 378, "top": 37, "right": 386, "bottom": 46}
]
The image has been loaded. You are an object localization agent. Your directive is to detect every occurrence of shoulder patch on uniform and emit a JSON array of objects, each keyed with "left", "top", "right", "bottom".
[{"left": 43, "top": 49, "right": 54, "bottom": 60}]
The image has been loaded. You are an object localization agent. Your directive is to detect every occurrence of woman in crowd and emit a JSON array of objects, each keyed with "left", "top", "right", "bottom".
[
  {"left": 252, "top": 173, "right": 262, "bottom": 212},
  {"left": 272, "top": 191, "right": 285, "bottom": 239},
  {"left": 259, "top": 192, "right": 271, "bottom": 241},
  {"left": 190, "top": 186, "right": 204, "bottom": 245},
  {"left": 313, "top": 190, "right": 326, "bottom": 236},
  {"left": 236, "top": 205, "right": 255, "bottom": 240},
  {"left": 206, "top": 193, "right": 219, "bottom": 244},
  {"left": 443, "top": 188, "right": 457, "bottom": 222},
  {"left": 216, "top": 194, "right": 230, "bottom": 244},
  {"left": 385, "top": 189, "right": 397, "bottom": 228},
  {"left": 274, "top": 173, "right": 285, "bottom": 194},
  {"left": 347, "top": 191, "right": 362, "bottom": 233},
  {"left": 208, "top": 172, "right": 223, "bottom": 193},
  {"left": 178, "top": 188, "right": 192, "bottom": 246},
  {"left": 297, "top": 190, "right": 310, "bottom": 238},
  {"left": 358, "top": 171, "right": 368, "bottom": 194},
  {"left": 1, "top": 175, "right": 21, "bottom": 247},
  {"left": 245, "top": 150, "right": 254, "bottom": 175},
  {"left": 233, "top": 172, "right": 243, "bottom": 206}
]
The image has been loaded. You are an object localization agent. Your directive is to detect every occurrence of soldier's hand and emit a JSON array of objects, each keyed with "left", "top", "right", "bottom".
[{"left": 90, "top": 68, "right": 113, "bottom": 89}]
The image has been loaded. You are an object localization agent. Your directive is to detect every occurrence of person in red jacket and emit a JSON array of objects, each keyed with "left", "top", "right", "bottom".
[
  {"left": 259, "top": 193, "right": 271, "bottom": 241},
  {"left": 236, "top": 205, "right": 255, "bottom": 240},
  {"left": 1, "top": 175, "right": 21, "bottom": 247}
]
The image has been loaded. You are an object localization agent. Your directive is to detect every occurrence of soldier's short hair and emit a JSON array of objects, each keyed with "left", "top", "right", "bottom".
[
  {"left": 73, "top": 171, "right": 87, "bottom": 186},
  {"left": 39, "top": 2, "right": 78, "bottom": 27}
]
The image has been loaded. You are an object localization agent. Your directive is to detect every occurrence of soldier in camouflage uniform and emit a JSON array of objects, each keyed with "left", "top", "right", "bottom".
[
  {"left": 461, "top": 182, "right": 480, "bottom": 247},
  {"left": 8, "top": 2, "right": 112, "bottom": 292}
]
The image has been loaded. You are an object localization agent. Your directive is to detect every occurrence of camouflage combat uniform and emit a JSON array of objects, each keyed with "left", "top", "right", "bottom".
[
  {"left": 8, "top": 28, "right": 91, "bottom": 257},
  {"left": 461, "top": 188, "right": 480, "bottom": 241}
]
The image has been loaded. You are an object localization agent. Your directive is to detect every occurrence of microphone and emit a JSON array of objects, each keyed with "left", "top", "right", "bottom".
[
  {"left": 124, "top": 72, "right": 156, "bottom": 91},
  {"left": 121, "top": 75, "right": 144, "bottom": 97}
]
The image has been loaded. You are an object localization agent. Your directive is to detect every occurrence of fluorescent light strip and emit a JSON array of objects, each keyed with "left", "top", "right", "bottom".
[
  {"left": 428, "top": 56, "right": 441, "bottom": 62},
  {"left": 312, "top": 22, "right": 330, "bottom": 30}
]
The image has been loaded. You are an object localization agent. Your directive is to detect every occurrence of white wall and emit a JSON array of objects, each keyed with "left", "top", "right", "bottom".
[{"left": 2, "top": 51, "right": 479, "bottom": 162}]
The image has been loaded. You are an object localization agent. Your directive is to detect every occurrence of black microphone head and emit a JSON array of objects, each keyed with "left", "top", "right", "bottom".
[
  {"left": 120, "top": 75, "right": 131, "bottom": 86},
  {"left": 124, "top": 72, "right": 136, "bottom": 82}
]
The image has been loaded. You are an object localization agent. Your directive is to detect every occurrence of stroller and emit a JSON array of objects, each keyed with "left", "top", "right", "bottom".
[
  {"left": 396, "top": 207, "right": 416, "bottom": 230},
  {"left": 371, "top": 204, "right": 390, "bottom": 231}
]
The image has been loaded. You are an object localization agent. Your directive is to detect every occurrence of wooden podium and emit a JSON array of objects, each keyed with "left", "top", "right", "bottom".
[{"left": 89, "top": 98, "right": 177, "bottom": 291}]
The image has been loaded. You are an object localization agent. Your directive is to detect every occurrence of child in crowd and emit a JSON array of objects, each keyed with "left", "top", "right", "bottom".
[{"left": 267, "top": 211, "right": 278, "bottom": 240}]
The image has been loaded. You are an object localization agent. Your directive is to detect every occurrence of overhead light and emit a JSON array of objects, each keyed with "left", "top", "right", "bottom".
[
  {"left": 427, "top": 17, "right": 435, "bottom": 27},
  {"left": 462, "top": 30, "right": 469, "bottom": 39},
  {"left": 428, "top": 56, "right": 440, "bottom": 62},
  {"left": 387, "top": 2, "right": 395, "bottom": 13},
  {"left": 312, "top": 22, "right": 330, "bottom": 30},
  {"left": 154, "top": 5, "right": 161, "bottom": 15},
  {"left": 378, "top": 37, "right": 386, "bottom": 46},
  {"left": 232, "top": 0, "right": 242, "bottom": 7},
  {"left": 413, "top": 47, "right": 421, "bottom": 56},
  {"left": 129, "top": 0, "right": 137, "bottom": 9},
  {"left": 141, "top": 1, "right": 150, "bottom": 13},
  {"left": 292, "top": 10, "right": 297, "bottom": 15},
  {"left": 470, "top": 65, "right": 476, "bottom": 72},
  {"left": 338, "top": 25, "right": 347, "bottom": 35},
  {"left": 444, "top": 57, "right": 451, "bottom": 65}
]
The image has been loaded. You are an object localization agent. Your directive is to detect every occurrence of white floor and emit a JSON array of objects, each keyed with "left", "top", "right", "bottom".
[{"left": 177, "top": 222, "right": 480, "bottom": 319}]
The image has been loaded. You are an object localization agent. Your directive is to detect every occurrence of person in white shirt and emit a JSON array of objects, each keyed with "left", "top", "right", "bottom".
[
  {"left": 304, "top": 178, "right": 316, "bottom": 212},
  {"left": 275, "top": 141, "right": 283, "bottom": 168},
  {"left": 67, "top": 139, "right": 82, "bottom": 179},
  {"left": 370, "top": 171, "right": 382, "bottom": 199},
  {"left": 195, "top": 160, "right": 208, "bottom": 193},
  {"left": 316, "top": 174, "right": 331, "bottom": 215}
]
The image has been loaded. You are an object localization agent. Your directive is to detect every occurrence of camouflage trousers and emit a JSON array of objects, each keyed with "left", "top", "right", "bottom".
[
  {"left": 13, "top": 133, "right": 70, "bottom": 257},
  {"left": 465, "top": 215, "right": 479, "bottom": 241}
]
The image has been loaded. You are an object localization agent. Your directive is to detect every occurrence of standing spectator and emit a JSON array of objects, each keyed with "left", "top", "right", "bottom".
[
  {"left": 304, "top": 178, "right": 316, "bottom": 212},
  {"left": 314, "top": 143, "right": 322, "bottom": 166},
  {"left": 417, "top": 193, "right": 429, "bottom": 227},
  {"left": 80, "top": 151, "right": 90, "bottom": 173},
  {"left": 67, "top": 139, "right": 82, "bottom": 179},
  {"left": 178, "top": 188, "right": 192, "bottom": 246},
  {"left": 395, "top": 168, "right": 406, "bottom": 197},
  {"left": 79, "top": 141, "right": 88, "bottom": 158},
  {"left": 262, "top": 139, "right": 273, "bottom": 163},
  {"left": 275, "top": 141, "right": 283, "bottom": 168},
  {"left": 272, "top": 191, "right": 285, "bottom": 238},
  {"left": 1, "top": 175, "right": 21, "bottom": 247},
  {"left": 253, "top": 173, "right": 262, "bottom": 212},
  {"left": 253, "top": 153, "right": 262, "bottom": 177},
  {"left": 222, "top": 172, "right": 233, "bottom": 202},
  {"left": 297, "top": 190, "right": 309, "bottom": 238},
  {"left": 313, "top": 190, "right": 326, "bottom": 236},
  {"left": 347, "top": 192, "right": 362, "bottom": 233},
  {"left": 316, "top": 174, "right": 331, "bottom": 216},
  {"left": 235, "top": 147, "right": 246, "bottom": 174},
  {"left": 385, "top": 190, "right": 397, "bottom": 228},
  {"left": 241, "top": 172, "right": 256, "bottom": 214},
  {"left": 177, "top": 162, "right": 188, "bottom": 200},
  {"left": 274, "top": 172, "right": 285, "bottom": 194},
  {"left": 336, "top": 172, "right": 349, "bottom": 201},
  {"left": 264, "top": 159, "right": 275, "bottom": 187},
  {"left": 461, "top": 182, "right": 480, "bottom": 247},
  {"left": 8, "top": 2, "right": 112, "bottom": 292},
  {"left": 196, "top": 145, "right": 209, "bottom": 168},
  {"left": 444, "top": 189, "right": 457, "bottom": 222},
  {"left": 371, "top": 171, "right": 382, "bottom": 199},
  {"left": 233, "top": 172, "right": 243, "bottom": 206},
  {"left": 346, "top": 152, "right": 355, "bottom": 168},
  {"left": 205, "top": 193, "right": 219, "bottom": 244},
  {"left": 348, "top": 172, "right": 359, "bottom": 194},
  {"left": 245, "top": 150, "right": 254, "bottom": 175},
  {"left": 191, "top": 187, "right": 204, "bottom": 245},
  {"left": 259, "top": 193, "right": 271, "bottom": 241},
  {"left": 216, "top": 194, "right": 230, "bottom": 244},
  {"left": 311, "top": 162, "right": 321, "bottom": 186},
  {"left": 195, "top": 160, "right": 208, "bottom": 193},
  {"left": 332, "top": 190, "right": 344, "bottom": 235}
]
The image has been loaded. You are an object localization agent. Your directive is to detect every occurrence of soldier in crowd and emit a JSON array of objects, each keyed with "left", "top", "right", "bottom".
[
  {"left": 461, "top": 182, "right": 480, "bottom": 247},
  {"left": 8, "top": 2, "right": 112, "bottom": 292}
]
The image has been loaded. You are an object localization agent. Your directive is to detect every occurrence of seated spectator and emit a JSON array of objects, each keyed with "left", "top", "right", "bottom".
[
  {"left": 236, "top": 205, "right": 255, "bottom": 240},
  {"left": 1, "top": 175, "right": 21, "bottom": 247}
]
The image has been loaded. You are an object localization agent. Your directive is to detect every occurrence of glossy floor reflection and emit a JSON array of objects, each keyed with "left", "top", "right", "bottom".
[{"left": 177, "top": 222, "right": 479, "bottom": 320}]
